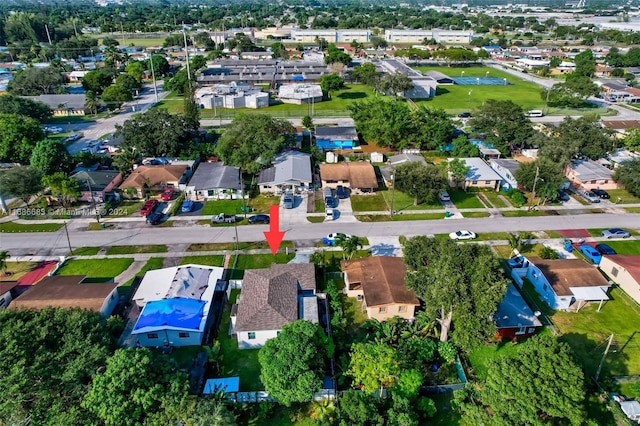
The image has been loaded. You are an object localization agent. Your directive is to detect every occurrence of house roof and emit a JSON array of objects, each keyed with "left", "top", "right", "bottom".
[
  {"left": 603, "top": 255, "right": 640, "bottom": 283},
  {"left": 602, "top": 120, "right": 640, "bottom": 130},
  {"left": 188, "top": 161, "right": 242, "bottom": 191},
  {"left": 455, "top": 157, "right": 503, "bottom": 182},
  {"left": 133, "top": 264, "right": 224, "bottom": 304},
  {"left": 24, "top": 94, "right": 86, "bottom": 110},
  {"left": 319, "top": 162, "right": 378, "bottom": 189},
  {"left": 423, "top": 70, "right": 454, "bottom": 81},
  {"left": 315, "top": 126, "right": 358, "bottom": 139},
  {"left": 490, "top": 159, "right": 521, "bottom": 175},
  {"left": 132, "top": 298, "right": 207, "bottom": 333},
  {"left": 9, "top": 275, "right": 117, "bottom": 311},
  {"left": 341, "top": 257, "right": 419, "bottom": 307},
  {"left": 387, "top": 153, "right": 427, "bottom": 166},
  {"left": 569, "top": 159, "right": 613, "bottom": 182},
  {"left": 235, "top": 263, "right": 315, "bottom": 332},
  {"left": 527, "top": 257, "right": 610, "bottom": 296},
  {"left": 494, "top": 284, "right": 542, "bottom": 328},
  {"left": 71, "top": 170, "right": 121, "bottom": 192},
  {"left": 0, "top": 281, "right": 19, "bottom": 295},
  {"left": 258, "top": 151, "right": 312, "bottom": 186},
  {"left": 119, "top": 165, "right": 188, "bottom": 189}
]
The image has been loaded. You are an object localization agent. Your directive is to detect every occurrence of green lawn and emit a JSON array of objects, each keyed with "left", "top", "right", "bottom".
[
  {"left": 268, "top": 84, "right": 377, "bottom": 112},
  {"left": 179, "top": 255, "right": 225, "bottom": 266},
  {"left": 480, "top": 191, "right": 509, "bottom": 208},
  {"left": 202, "top": 196, "right": 279, "bottom": 216},
  {"left": 188, "top": 241, "right": 294, "bottom": 252},
  {"left": 105, "top": 245, "right": 168, "bottom": 255},
  {"left": 462, "top": 212, "right": 491, "bottom": 218},
  {"left": 122, "top": 37, "right": 166, "bottom": 47},
  {"left": 307, "top": 216, "right": 325, "bottom": 223},
  {"left": 0, "top": 222, "right": 64, "bottom": 233},
  {"left": 626, "top": 207, "right": 640, "bottom": 213},
  {"left": 70, "top": 247, "right": 101, "bottom": 256},
  {"left": 449, "top": 189, "right": 484, "bottom": 209},
  {"left": 468, "top": 341, "right": 521, "bottom": 380},
  {"left": 381, "top": 190, "right": 443, "bottom": 211},
  {"left": 314, "top": 197, "right": 325, "bottom": 213},
  {"left": 356, "top": 212, "right": 445, "bottom": 222},
  {"left": 606, "top": 189, "right": 640, "bottom": 204},
  {"left": 121, "top": 257, "right": 164, "bottom": 288},
  {"left": 501, "top": 209, "right": 545, "bottom": 217},
  {"left": 350, "top": 193, "right": 388, "bottom": 211},
  {"left": 219, "top": 289, "right": 263, "bottom": 391},
  {"left": 0, "top": 261, "right": 38, "bottom": 281},
  {"left": 57, "top": 258, "right": 134, "bottom": 279},
  {"left": 229, "top": 253, "right": 296, "bottom": 279},
  {"left": 552, "top": 287, "right": 640, "bottom": 376},
  {"left": 600, "top": 240, "right": 640, "bottom": 255}
]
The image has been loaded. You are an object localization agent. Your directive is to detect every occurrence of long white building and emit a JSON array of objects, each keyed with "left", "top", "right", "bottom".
[
  {"left": 384, "top": 29, "right": 473, "bottom": 44},
  {"left": 291, "top": 29, "right": 371, "bottom": 43}
]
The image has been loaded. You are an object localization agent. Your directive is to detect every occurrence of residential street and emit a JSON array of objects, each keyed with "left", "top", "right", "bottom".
[{"left": 2, "top": 213, "right": 639, "bottom": 256}]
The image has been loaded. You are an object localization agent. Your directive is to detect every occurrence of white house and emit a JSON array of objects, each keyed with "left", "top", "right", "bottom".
[
  {"left": 232, "top": 263, "right": 317, "bottom": 349},
  {"left": 449, "top": 157, "right": 503, "bottom": 190},
  {"left": 131, "top": 264, "right": 225, "bottom": 347},
  {"left": 489, "top": 158, "right": 521, "bottom": 190},
  {"left": 185, "top": 161, "right": 244, "bottom": 200},
  {"left": 511, "top": 256, "right": 611, "bottom": 311},
  {"left": 258, "top": 151, "right": 313, "bottom": 194},
  {"left": 599, "top": 255, "right": 640, "bottom": 305}
]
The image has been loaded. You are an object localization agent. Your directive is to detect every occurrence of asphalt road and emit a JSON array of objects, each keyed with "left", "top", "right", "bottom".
[{"left": 3, "top": 213, "right": 639, "bottom": 256}]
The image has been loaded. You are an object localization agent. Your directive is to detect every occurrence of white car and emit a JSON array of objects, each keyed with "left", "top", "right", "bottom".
[
  {"left": 449, "top": 230, "right": 477, "bottom": 240},
  {"left": 44, "top": 126, "right": 63, "bottom": 134},
  {"left": 439, "top": 191, "right": 451, "bottom": 202},
  {"left": 325, "top": 232, "right": 351, "bottom": 242}
]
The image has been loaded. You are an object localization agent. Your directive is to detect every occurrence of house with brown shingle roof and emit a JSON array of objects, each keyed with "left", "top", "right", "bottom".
[
  {"left": 319, "top": 162, "right": 377, "bottom": 194},
  {"left": 511, "top": 257, "right": 611, "bottom": 311},
  {"left": 9, "top": 275, "right": 119, "bottom": 316},
  {"left": 342, "top": 256, "right": 420, "bottom": 321},
  {"left": 119, "top": 165, "right": 190, "bottom": 198},
  {"left": 599, "top": 255, "right": 640, "bottom": 305},
  {"left": 231, "top": 263, "right": 318, "bottom": 349}
]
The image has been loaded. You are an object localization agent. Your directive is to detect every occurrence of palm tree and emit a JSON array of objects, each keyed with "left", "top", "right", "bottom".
[
  {"left": 0, "top": 251, "right": 9, "bottom": 275},
  {"left": 337, "top": 235, "right": 363, "bottom": 261},
  {"left": 84, "top": 90, "right": 101, "bottom": 115}
]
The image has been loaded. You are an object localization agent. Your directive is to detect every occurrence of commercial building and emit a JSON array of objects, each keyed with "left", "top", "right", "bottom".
[
  {"left": 384, "top": 29, "right": 473, "bottom": 44},
  {"left": 291, "top": 29, "right": 371, "bottom": 43}
]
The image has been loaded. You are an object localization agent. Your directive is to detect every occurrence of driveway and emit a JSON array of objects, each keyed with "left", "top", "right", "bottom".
[
  {"left": 330, "top": 195, "right": 358, "bottom": 223},
  {"left": 279, "top": 193, "right": 311, "bottom": 226}
]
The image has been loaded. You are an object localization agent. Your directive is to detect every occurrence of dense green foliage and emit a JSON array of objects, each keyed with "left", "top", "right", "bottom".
[
  {"left": 0, "top": 93, "right": 51, "bottom": 121},
  {"left": 393, "top": 161, "right": 447, "bottom": 206},
  {"left": 469, "top": 99, "right": 533, "bottom": 154},
  {"left": 258, "top": 320, "right": 333, "bottom": 406},
  {"left": 7, "top": 67, "right": 65, "bottom": 95},
  {"left": 0, "top": 113, "right": 45, "bottom": 163},
  {"left": 0, "top": 308, "right": 113, "bottom": 425},
  {"left": 613, "top": 158, "right": 640, "bottom": 197},
  {"left": 514, "top": 158, "right": 566, "bottom": 202},
  {"left": 539, "top": 116, "right": 614, "bottom": 163},
  {"left": 30, "top": 139, "right": 73, "bottom": 175},
  {"left": 0, "top": 165, "right": 43, "bottom": 203}
]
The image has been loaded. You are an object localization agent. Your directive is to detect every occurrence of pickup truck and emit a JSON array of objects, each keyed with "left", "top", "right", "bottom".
[{"left": 211, "top": 213, "right": 236, "bottom": 223}]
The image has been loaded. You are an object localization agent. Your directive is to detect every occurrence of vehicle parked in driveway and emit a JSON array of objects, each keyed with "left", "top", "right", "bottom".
[
  {"left": 282, "top": 193, "right": 294, "bottom": 209},
  {"left": 457, "top": 112, "right": 472, "bottom": 118},
  {"left": 579, "top": 245, "right": 602, "bottom": 264},
  {"left": 601, "top": 228, "right": 631, "bottom": 239},
  {"left": 556, "top": 190, "right": 570, "bottom": 202},
  {"left": 595, "top": 244, "right": 616, "bottom": 255},
  {"left": 161, "top": 188, "right": 174, "bottom": 201},
  {"left": 211, "top": 213, "right": 236, "bottom": 223},
  {"left": 181, "top": 200, "right": 194, "bottom": 213},
  {"left": 336, "top": 185, "right": 348, "bottom": 199},
  {"left": 592, "top": 188, "right": 610, "bottom": 199},
  {"left": 449, "top": 230, "right": 477, "bottom": 240},
  {"left": 325, "top": 208, "right": 334, "bottom": 221},
  {"left": 439, "top": 191, "right": 451, "bottom": 202},
  {"left": 323, "top": 187, "right": 334, "bottom": 208},
  {"left": 579, "top": 190, "right": 601, "bottom": 203},
  {"left": 66, "top": 133, "right": 81, "bottom": 142},
  {"left": 248, "top": 214, "right": 270, "bottom": 224},
  {"left": 146, "top": 212, "right": 164, "bottom": 225},
  {"left": 139, "top": 200, "right": 158, "bottom": 216}
]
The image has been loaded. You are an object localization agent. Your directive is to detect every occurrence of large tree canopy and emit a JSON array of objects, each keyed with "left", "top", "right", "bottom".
[
  {"left": 614, "top": 157, "right": 640, "bottom": 198},
  {"left": 514, "top": 158, "right": 566, "bottom": 202},
  {"left": 455, "top": 334, "right": 586, "bottom": 425},
  {"left": 0, "top": 308, "right": 113, "bottom": 425},
  {"left": 115, "top": 109, "right": 197, "bottom": 159},
  {"left": 539, "top": 116, "right": 615, "bottom": 163},
  {"left": 7, "top": 67, "right": 65, "bottom": 95},
  {"left": 215, "top": 113, "right": 296, "bottom": 173},
  {"left": 469, "top": 99, "right": 534, "bottom": 153},
  {"left": 82, "top": 69, "right": 114, "bottom": 95},
  {"left": 403, "top": 237, "right": 509, "bottom": 352},
  {"left": 0, "top": 165, "right": 43, "bottom": 204},
  {"left": 30, "top": 139, "right": 73, "bottom": 175},
  {"left": 0, "top": 93, "right": 51, "bottom": 121},
  {"left": 258, "top": 320, "right": 333, "bottom": 406},
  {"left": 0, "top": 113, "right": 45, "bottom": 163},
  {"left": 393, "top": 161, "right": 447, "bottom": 206}
]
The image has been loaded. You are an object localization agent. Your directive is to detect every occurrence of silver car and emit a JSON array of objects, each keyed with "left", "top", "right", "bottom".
[
  {"left": 580, "top": 190, "right": 600, "bottom": 203},
  {"left": 601, "top": 228, "right": 631, "bottom": 239}
]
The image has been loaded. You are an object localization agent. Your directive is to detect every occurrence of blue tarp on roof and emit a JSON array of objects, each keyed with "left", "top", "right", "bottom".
[
  {"left": 292, "top": 75, "right": 304, "bottom": 81},
  {"left": 134, "top": 298, "right": 206, "bottom": 331},
  {"left": 203, "top": 377, "right": 240, "bottom": 394}
]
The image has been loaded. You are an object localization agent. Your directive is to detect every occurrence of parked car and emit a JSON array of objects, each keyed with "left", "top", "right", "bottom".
[
  {"left": 181, "top": 200, "right": 194, "bottom": 213},
  {"left": 595, "top": 244, "right": 616, "bottom": 255},
  {"left": 439, "top": 191, "right": 451, "bottom": 202},
  {"left": 457, "top": 112, "right": 472, "bottom": 118},
  {"left": 282, "top": 193, "right": 294, "bottom": 209},
  {"left": 579, "top": 245, "right": 602, "bottom": 264},
  {"left": 557, "top": 190, "right": 570, "bottom": 202},
  {"left": 66, "top": 133, "right": 81, "bottom": 142},
  {"left": 592, "top": 188, "right": 610, "bottom": 199},
  {"left": 323, "top": 232, "right": 351, "bottom": 246},
  {"left": 336, "top": 185, "right": 348, "bottom": 199},
  {"left": 325, "top": 208, "right": 334, "bottom": 221},
  {"left": 601, "top": 228, "right": 631, "bottom": 239},
  {"left": 248, "top": 214, "right": 270, "bottom": 224},
  {"left": 44, "top": 126, "right": 63, "bottom": 134},
  {"left": 507, "top": 255, "right": 525, "bottom": 268},
  {"left": 580, "top": 190, "right": 601, "bottom": 203},
  {"left": 449, "top": 230, "right": 477, "bottom": 240},
  {"left": 139, "top": 200, "right": 158, "bottom": 216},
  {"left": 161, "top": 188, "right": 174, "bottom": 201},
  {"left": 211, "top": 213, "right": 236, "bottom": 223},
  {"left": 146, "top": 211, "right": 164, "bottom": 225},
  {"left": 323, "top": 187, "right": 334, "bottom": 208}
]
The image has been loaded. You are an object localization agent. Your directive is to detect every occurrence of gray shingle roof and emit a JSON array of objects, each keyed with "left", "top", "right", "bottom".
[
  {"left": 258, "top": 151, "right": 312, "bottom": 186},
  {"left": 188, "top": 162, "right": 242, "bottom": 191},
  {"left": 569, "top": 159, "right": 613, "bottom": 181},
  {"left": 235, "top": 263, "right": 315, "bottom": 332},
  {"left": 387, "top": 153, "right": 426, "bottom": 166},
  {"left": 315, "top": 126, "right": 358, "bottom": 139},
  {"left": 71, "top": 170, "right": 121, "bottom": 192},
  {"left": 494, "top": 284, "right": 542, "bottom": 328},
  {"left": 24, "top": 94, "right": 86, "bottom": 110}
]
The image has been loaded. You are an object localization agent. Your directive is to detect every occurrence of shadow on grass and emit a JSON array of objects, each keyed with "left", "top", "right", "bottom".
[
  {"left": 336, "top": 91, "right": 367, "bottom": 100},
  {"left": 435, "top": 87, "right": 450, "bottom": 95}
]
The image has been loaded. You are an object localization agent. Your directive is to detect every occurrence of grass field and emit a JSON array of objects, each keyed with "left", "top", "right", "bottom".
[
  {"left": 462, "top": 211, "right": 491, "bottom": 218},
  {"left": 105, "top": 245, "right": 167, "bottom": 255},
  {"left": 0, "top": 261, "right": 37, "bottom": 281},
  {"left": 229, "top": 253, "right": 296, "bottom": 279},
  {"left": 600, "top": 240, "right": 640, "bottom": 255},
  {"left": 202, "top": 196, "right": 279, "bottom": 216},
  {"left": 0, "top": 222, "right": 64, "bottom": 233},
  {"left": 70, "top": 247, "right": 101, "bottom": 256},
  {"left": 381, "top": 190, "right": 443, "bottom": 211},
  {"left": 449, "top": 190, "right": 484, "bottom": 209},
  {"left": 179, "top": 255, "right": 225, "bottom": 266},
  {"left": 606, "top": 189, "right": 640, "bottom": 204},
  {"left": 57, "top": 258, "right": 134, "bottom": 278},
  {"left": 356, "top": 212, "right": 445, "bottom": 221},
  {"left": 188, "top": 241, "right": 294, "bottom": 251},
  {"left": 479, "top": 191, "right": 509, "bottom": 208}
]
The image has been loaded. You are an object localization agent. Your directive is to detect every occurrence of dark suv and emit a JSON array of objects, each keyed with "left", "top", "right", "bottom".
[
  {"left": 592, "top": 189, "right": 610, "bottom": 199},
  {"left": 248, "top": 214, "right": 270, "bottom": 224},
  {"left": 146, "top": 212, "right": 164, "bottom": 225}
]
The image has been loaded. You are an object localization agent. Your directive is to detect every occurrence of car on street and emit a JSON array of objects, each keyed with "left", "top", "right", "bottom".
[
  {"left": 44, "top": 126, "right": 63, "bottom": 134},
  {"left": 248, "top": 214, "right": 270, "bottom": 224},
  {"left": 595, "top": 243, "right": 616, "bottom": 255},
  {"left": 601, "top": 228, "right": 631, "bottom": 239},
  {"left": 336, "top": 185, "right": 348, "bottom": 199},
  {"left": 161, "top": 188, "right": 174, "bottom": 201},
  {"left": 66, "top": 133, "right": 81, "bottom": 142},
  {"left": 146, "top": 211, "right": 164, "bottom": 225},
  {"left": 439, "top": 191, "right": 451, "bottom": 202},
  {"left": 592, "top": 188, "right": 610, "bottom": 199},
  {"left": 449, "top": 230, "right": 477, "bottom": 240},
  {"left": 181, "top": 200, "right": 194, "bottom": 213},
  {"left": 139, "top": 200, "right": 158, "bottom": 216},
  {"left": 579, "top": 190, "right": 601, "bottom": 203},
  {"left": 323, "top": 232, "right": 351, "bottom": 246},
  {"left": 211, "top": 213, "right": 236, "bottom": 223},
  {"left": 579, "top": 245, "right": 602, "bottom": 264},
  {"left": 282, "top": 193, "right": 294, "bottom": 209},
  {"left": 457, "top": 112, "right": 472, "bottom": 118},
  {"left": 507, "top": 255, "right": 526, "bottom": 268}
]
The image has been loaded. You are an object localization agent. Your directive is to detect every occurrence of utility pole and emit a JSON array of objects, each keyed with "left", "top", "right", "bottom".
[
  {"left": 45, "top": 24, "right": 52, "bottom": 46},
  {"left": 529, "top": 165, "right": 540, "bottom": 211},
  {"left": 390, "top": 172, "right": 396, "bottom": 217},
  {"left": 543, "top": 85, "right": 551, "bottom": 115},
  {"left": 183, "top": 28, "right": 192, "bottom": 85},
  {"left": 149, "top": 55, "right": 158, "bottom": 103},
  {"left": 595, "top": 334, "right": 614, "bottom": 381},
  {"left": 64, "top": 222, "right": 73, "bottom": 255},
  {"left": 86, "top": 180, "right": 100, "bottom": 223}
]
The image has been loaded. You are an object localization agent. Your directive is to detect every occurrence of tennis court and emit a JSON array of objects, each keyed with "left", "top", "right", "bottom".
[{"left": 453, "top": 77, "right": 512, "bottom": 85}]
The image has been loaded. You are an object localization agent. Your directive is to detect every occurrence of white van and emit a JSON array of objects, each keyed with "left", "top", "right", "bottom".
[{"left": 525, "top": 110, "right": 543, "bottom": 117}]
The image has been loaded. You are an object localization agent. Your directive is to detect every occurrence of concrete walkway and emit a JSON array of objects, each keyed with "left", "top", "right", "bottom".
[{"left": 114, "top": 260, "right": 147, "bottom": 286}]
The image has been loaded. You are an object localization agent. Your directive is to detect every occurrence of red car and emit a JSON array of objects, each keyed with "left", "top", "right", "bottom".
[
  {"left": 161, "top": 188, "right": 174, "bottom": 201},
  {"left": 139, "top": 200, "right": 158, "bottom": 216}
]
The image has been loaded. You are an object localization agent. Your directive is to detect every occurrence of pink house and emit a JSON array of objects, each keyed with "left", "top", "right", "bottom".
[{"left": 565, "top": 160, "right": 619, "bottom": 191}]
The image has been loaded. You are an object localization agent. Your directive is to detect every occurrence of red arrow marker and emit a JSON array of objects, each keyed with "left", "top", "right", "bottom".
[{"left": 264, "top": 204, "right": 286, "bottom": 255}]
